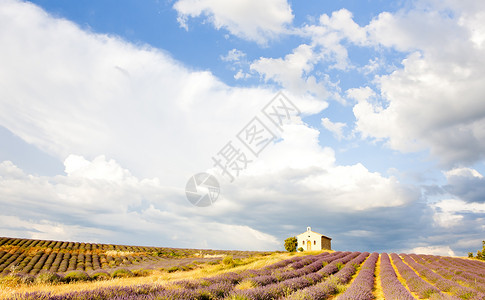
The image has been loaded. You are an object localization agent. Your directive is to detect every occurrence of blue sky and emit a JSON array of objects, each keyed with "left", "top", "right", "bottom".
[{"left": 1, "top": 0, "right": 484, "bottom": 256}]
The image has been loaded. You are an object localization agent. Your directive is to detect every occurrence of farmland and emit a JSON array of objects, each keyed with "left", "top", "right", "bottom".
[{"left": 1, "top": 237, "right": 485, "bottom": 299}]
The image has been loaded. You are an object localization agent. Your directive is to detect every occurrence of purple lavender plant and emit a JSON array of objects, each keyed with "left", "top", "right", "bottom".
[
  {"left": 380, "top": 253, "right": 416, "bottom": 300},
  {"left": 337, "top": 252, "right": 378, "bottom": 300}
]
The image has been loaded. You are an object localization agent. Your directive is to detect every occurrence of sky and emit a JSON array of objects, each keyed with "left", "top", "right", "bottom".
[{"left": 0, "top": 0, "right": 484, "bottom": 256}]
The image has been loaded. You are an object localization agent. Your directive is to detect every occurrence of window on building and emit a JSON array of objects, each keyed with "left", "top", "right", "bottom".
[
  {"left": 302, "top": 240, "right": 305, "bottom": 245},
  {"left": 314, "top": 240, "right": 316, "bottom": 245}
]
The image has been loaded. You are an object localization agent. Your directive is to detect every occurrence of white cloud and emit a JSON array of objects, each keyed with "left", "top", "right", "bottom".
[
  {"left": 318, "top": 9, "right": 367, "bottom": 45},
  {"left": 0, "top": 157, "right": 279, "bottom": 250},
  {"left": 234, "top": 70, "right": 251, "bottom": 80},
  {"left": 410, "top": 245, "right": 456, "bottom": 257},
  {"left": 173, "top": 0, "right": 293, "bottom": 44},
  {"left": 0, "top": 0, "right": 309, "bottom": 188},
  {"left": 346, "top": 87, "right": 376, "bottom": 103},
  {"left": 250, "top": 44, "right": 331, "bottom": 100},
  {"left": 221, "top": 49, "right": 246, "bottom": 62},
  {"left": 431, "top": 198, "right": 485, "bottom": 228},
  {"left": 445, "top": 167, "right": 483, "bottom": 179},
  {"left": 321, "top": 117, "right": 347, "bottom": 140},
  {"left": 299, "top": 9, "right": 367, "bottom": 70},
  {"left": 352, "top": 3, "right": 485, "bottom": 166},
  {"left": 231, "top": 124, "right": 417, "bottom": 211}
]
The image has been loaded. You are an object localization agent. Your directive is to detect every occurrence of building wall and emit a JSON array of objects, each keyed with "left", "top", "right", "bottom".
[
  {"left": 296, "top": 231, "right": 321, "bottom": 251},
  {"left": 321, "top": 236, "right": 331, "bottom": 250},
  {"left": 296, "top": 227, "right": 332, "bottom": 251}
]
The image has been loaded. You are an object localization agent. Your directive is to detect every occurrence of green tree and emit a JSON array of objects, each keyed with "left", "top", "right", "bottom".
[
  {"left": 470, "top": 240, "right": 485, "bottom": 260},
  {"left": 284, "top": 236, "right": 297, "bottom": 252}
]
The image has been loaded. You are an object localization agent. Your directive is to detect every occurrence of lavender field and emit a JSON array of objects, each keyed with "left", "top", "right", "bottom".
[{"left": 2, "top": 240, "right": 485, "bottom": 300}]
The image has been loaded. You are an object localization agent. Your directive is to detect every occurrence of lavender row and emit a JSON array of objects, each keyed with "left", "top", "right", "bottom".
[
  {"left": 441, "top": 256, "right": 485, "bottom": 278},
  {"left": 8, "top": 284, "right": 167, "bottom": 300},
  {"left": 231, "top": 252, "right": 359, "bottom": 300},
  {"left": 380, "top": 253, "right": 416, "bottom": 300},
  {"left": 418, "top": 254, "right": 485, "bottom": 281},
  {"left": 333, "top": 252, "right": 370, "bottom": 284},
  {"left": 167, "top": 252, "right": 341, "bottom": 293},
  {"left": 438, "top": 256, "right": 485, "bottom": 282},
  {"left": 390, "top": 253, "right": 442, "bottom": 298},
  {"left": 414, "top": 254, "right": 485, "bottom": 294},
  {"left": 239, "top": 252, "right": 354, "bottom": 291},
  {"left": 279, "top": 252, "right": 363, "bottom": 300},
  {"left": 239, "top": 252, "right": 330, "bottom": 279},
  {"left": 441, "top": 257, "right": 485, "bottom": 285},
  {"left": 171, "top": 252, "right": 332, "bottom": 290},
  {"left": 403, "top": 254, "right": 480, "bottom": 299},
  {"left": 237, "top": 252, "right": 334, "bottom": 287},
  {"left": 336, "top": 252, "right": 378, "bottom": 300},
  {"left": 416, "top": 254, "right": 485, "bottom": 286}
]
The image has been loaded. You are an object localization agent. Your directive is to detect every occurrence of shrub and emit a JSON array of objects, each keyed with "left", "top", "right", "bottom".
[
  {"left": 91, "top": 271, "right": 111, "bottom": 281},
  {"left": 35, "top": 271, "right": 61, "bottom": 284},
  {"left": 222, "top": 255, "right": 235, "bottom": 266},
  {"left": 133, "top": 269, "right": 152, "bottom": 277},
  {"left": 64, "top": 270, "right": 90, "bottom": 282},
  {"left": 111, "top": 268, "right": 134, "bottom": 278},
  {"left": 21, "top": 274, "right": 36, "bottom": 285},
  {"left": 298, "top": 247, "right": 304, "bottom": 252},
  {"left": 0, "top": 274, "right": 34, "bottom": 286},
  {"left": 167, "top": 266, "right": 180, "bottom": 273},
  {"left": 285, "top": 237, "right": 298, "bottom": 252}
]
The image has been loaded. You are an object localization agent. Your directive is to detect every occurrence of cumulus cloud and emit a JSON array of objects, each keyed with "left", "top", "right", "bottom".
[
  {"left": 227, "top": 124, "right": 418, "bottom": 212},
  {"left": 298, "top": 9, "right": 367, "bottom": 70},
  {"left": 250, "top": 44, "right": 331, "bottom": 100},
  {"left": 431, "top": 198, "right": 485, "bottom": 229},
  {"left": 443, "top": 168, "right": 485, "bottom": 203},
  {"left": 352, "top": 3, "right": 485, "bottom": 167},
  {"left": 410, "top": 245, "right": 456, "bottom": 257},
  {"left": 249, "top": 1, "right": 485, "bottom": 167},
  {"left": 173, "top": 0, "right": 293, "bottom": 44},
  {"left": 220, "top": 49, "right": 246, "bottom": 63},
  {"left": 0, "top": 144, "right": 419, "bottom": 250},
  {"left": 321, "top": 117, "right": 347, "bottom": 140},
  {"left": 0, "top": 157, "right": 280, "bottom": 250},
  {"left": 0, "top": 125, "right": 420, "bottom": 250},
  {"left": 0, "top": 0, "right": 325, "bottom": 188}
]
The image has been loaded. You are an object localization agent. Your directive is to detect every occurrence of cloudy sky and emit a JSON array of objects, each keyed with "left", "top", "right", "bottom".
[{"left": 1, "top": 0, "right": 484, "bottom": 256}]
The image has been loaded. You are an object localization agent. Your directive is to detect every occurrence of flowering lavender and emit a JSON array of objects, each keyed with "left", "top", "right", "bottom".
[
  {"left": 380, "top": 253, "right": 416, "bottom": 300},
  {"left": 7, "top": 251, "right": 485, "bottom": 300},
  {"left": 402, "top": 254, "right": 480, "bottom": 299},
  {"left": 284, "top": 274, "right": 340, "bottom": 300},
  {"left": 318, "top": 252, "right": 358, "bottom": 277},
  {"left": 411, "top": 254, "right": 485, "bottom": 298},
  {"left": 390, "top": 253, "right": 441, "bottom": 298},
  {"left": 247, "top": 252, "right": 344, "bottom": 287},
  {"left": 334, "top": 252, "right": 369, "bottom": 284},
  {"left": 336, "top": 252, "right": 378, "bottom": 300}
]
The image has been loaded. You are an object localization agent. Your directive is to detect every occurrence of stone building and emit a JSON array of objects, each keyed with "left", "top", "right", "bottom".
[{"left": 296, "top": 227, "right": 331, "bottom": 251}]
